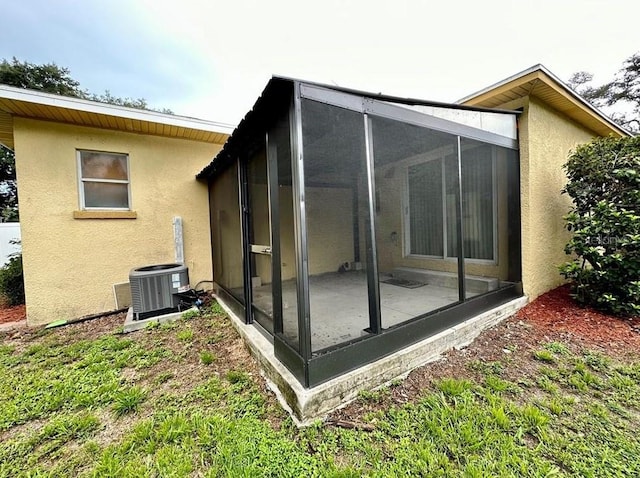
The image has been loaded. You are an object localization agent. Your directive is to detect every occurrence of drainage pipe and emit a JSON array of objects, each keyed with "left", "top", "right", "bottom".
[{"left": 44, "top": 307, "right": 129, "bottom": 330}]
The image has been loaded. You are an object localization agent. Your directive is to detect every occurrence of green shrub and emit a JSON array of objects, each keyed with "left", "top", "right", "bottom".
[
  {"left": 560, "top": 135, "right": 640, "bottom": 317},
  {"left": 0, "top": 253, "right": 24, "bottom": 306}
]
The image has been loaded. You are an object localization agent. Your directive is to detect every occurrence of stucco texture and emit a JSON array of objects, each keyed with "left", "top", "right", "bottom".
[
  {"left": 517, "top": 97, "right": 598, "bottom": 300},
  {"left": 13, "top": 118, "right": 224, "bottom": 325}
]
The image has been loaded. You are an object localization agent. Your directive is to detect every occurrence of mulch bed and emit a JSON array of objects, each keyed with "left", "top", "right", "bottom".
[
  {"left": 0, "top": 304, "right": 26, "bottom": 326},
  {"left": 516, "top": 285, "right": 640, "bottom": 355}
]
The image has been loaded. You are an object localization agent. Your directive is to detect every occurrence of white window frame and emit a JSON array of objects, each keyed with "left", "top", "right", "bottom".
[
  {"left": 403, "top": 145, "right": 498, "bottom": 264},
  {"left": 77, "top": 150, "right": 131, "bottom": 211}
]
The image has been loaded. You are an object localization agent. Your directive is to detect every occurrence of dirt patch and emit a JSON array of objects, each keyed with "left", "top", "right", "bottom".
[
  {"left": 329, "top": 285, "right": 640, "bottom": 422},
  {"left": 0, "top": 304, "right": 26, "bottom": 325},
  {"left": 0, "top": 307, "right": 287, "bottom": 434},
  {"left": 0, "top": 313, "right": 128, "bottom": 353}
]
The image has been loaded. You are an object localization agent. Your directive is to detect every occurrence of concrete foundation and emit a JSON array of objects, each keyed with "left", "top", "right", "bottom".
[
  {"left": 216, "top": 294, "right": 528, "bottom": 425},
  {"left": 122, "top": 306, "right": 198, "bottom": 333}
]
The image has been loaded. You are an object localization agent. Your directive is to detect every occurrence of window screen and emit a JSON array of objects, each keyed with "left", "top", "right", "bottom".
[
  {"left": 449, "top": 142, "right": 495, "bottom": 261},
  {"left": 405, "top": 147, "right": 495, "bottom": 261},
  {"left": 408, "top": 160, "right": 443, "bottom": 256}
]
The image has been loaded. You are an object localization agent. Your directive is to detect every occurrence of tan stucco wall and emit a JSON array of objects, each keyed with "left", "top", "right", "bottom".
[
  {"left": 210, "top": 164, "right": 243, "bottom": 294},
  {"left": 270, "top": 186, "right": 351, "bottom": 282},
  {"left": 13, "top": 118, "right": 224, "bottom": 325},
  {"left": 517, "top": 97, "right": 598, "bottom": 300},
  {"left": 210, "top": 178, "right": 354, "bottom": 292},
  {"left": 306, "top": 187, "right": 354, "bottom": 275}
]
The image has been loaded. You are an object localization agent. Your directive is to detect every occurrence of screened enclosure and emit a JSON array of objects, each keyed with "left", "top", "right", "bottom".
[{"left": 199, "top": 78, "right": 522, "bottom": 387}]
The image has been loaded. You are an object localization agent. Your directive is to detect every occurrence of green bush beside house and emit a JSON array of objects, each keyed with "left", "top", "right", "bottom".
[
  {"left": 560, "top": 135, "right": 640, "bottom": 317},
  {"left": 0, "top": 253, "right": 24, "bottom": 306}
]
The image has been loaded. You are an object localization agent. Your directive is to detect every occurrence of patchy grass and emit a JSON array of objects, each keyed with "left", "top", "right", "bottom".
[
  {"left": 199, "top": 350, "right": 216, "bottom": 365},
  {"left": 111, "top": 386, "right": 147, "bottom": 417},
  {"left": 533, "top": 349, "right": 556, "bottom": 363},
  {"left": 1, "top": 301, "right": 639, "bottom": 477}
]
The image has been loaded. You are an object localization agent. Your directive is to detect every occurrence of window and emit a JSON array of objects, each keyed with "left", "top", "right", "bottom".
[
  {"left": 405, "top": 144, "right": 496, "bottom": 261},
  {"left": 407, "top": 158, "right": 445, "bottom": 256},
  {"left": 77, "top": 150, "right": 130, "bottom": 210}
]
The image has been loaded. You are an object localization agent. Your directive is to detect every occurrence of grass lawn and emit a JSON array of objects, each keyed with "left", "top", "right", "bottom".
[{"left": 1, "top": 294, "right": 639, "bottom": 477}]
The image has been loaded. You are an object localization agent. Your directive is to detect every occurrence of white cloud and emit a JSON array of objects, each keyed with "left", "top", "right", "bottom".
[{"left": 2, "top": 0, "right": 639, "bottom": 124}]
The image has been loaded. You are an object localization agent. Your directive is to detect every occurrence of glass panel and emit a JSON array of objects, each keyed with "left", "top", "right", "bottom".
[
  {"left": 449, "top": 141, "right": 494, "bottom": 261},
  {"left": 247, "top": 147, "right": 273, "bottom": 333},
  {"left": 80, "top": 152, "right": 128, "bottom": 180},
  {"left": 389, "top": 103, "right": 518, "bottom": 140},
  {"left": 371, "top": 115, "right": 460, "bottom": 330},
  {"left": 270, "top": 113, "right": 299, "bottom": 351},
  {"left": 460, "top": 138, "right": 521, "bottom": 298},
  {"left": 408, "top": 160, "right": 443, "bottom": 256},
  {"left": 444, "top": 152, "right": 459, "bottom": 259},
  {"left": 301, "top": 99, "right": 371, "bottom": 352},
  {"left": 83, "top": 182, "right": 129, "bottom": 208},
  {"left": 210, "top": 162, "right": 244, "bottom": 303}
]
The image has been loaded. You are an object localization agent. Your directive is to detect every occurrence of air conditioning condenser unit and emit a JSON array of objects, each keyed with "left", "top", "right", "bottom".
[{"left": 129, "top": 263, "right": 190, "bottom": 320}]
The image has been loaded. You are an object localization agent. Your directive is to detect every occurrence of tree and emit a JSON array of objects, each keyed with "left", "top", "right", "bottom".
[
  {"left": 0, "top": 58, "right": 82, "bottom": 97},
  {"left": 0, "top": 57, "right": 172, "bottom": 113},
  {"left": 86, "top": 90, "right": 173, "bottom": 114},
  {"left": 559, "top": 135, "right": 640, "bottom": 317},
  {"left": 0, "top": 146, "right": 17, "bottom": 221},
  {"left": 569, "top": 52, "right": 640, "bottom": 133}
]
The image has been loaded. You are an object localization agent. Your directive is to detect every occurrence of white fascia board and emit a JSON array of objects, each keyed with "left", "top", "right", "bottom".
[
  {"left": 0, "top": 84, "right": 235, "bottom": 135},
  {"left": 456, "top": 64, "right": 544, "bottom": 105},
  {"left": 457, "top": 64, "right": 631, "bottom": 137}
]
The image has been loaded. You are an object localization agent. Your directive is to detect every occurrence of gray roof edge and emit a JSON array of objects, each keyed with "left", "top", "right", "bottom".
[{"left": 272, "top": 74, "right": 521, "bottom": 115}]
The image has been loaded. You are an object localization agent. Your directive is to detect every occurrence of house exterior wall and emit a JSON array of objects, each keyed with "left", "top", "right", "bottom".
[
  {"left": 259, "top": 185, "right": 355, "bottom": 282},
  {"left": 209, "top": 164, "right": 243, "bottom": 295},
  {"left": 305, "top": 187, "right": 354, "bottom": 276},
  {"left": 13, "top": 118, "right": 224, "bottom": 325},
  {"left": 513, "top": 97, "right": 597, "bottom": 300}
]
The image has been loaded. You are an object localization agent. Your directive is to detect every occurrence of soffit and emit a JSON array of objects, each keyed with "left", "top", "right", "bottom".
[
  {"left": 0, "top": 85, "right": 232, "bottom": 150},
  {"left": 460, "top": 68, "right": 629, "bottom": 138}
]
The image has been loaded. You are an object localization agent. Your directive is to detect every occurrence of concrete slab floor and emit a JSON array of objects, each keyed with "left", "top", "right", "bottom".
[
  {"left": 248, "top": 270, "right": 479, "bottom": 351},
  {"left": 122, "top": 306, "right": 198, "bottom": 333},
  {"left": 217, "top": 293, "right": 529, "bottom": 425}
]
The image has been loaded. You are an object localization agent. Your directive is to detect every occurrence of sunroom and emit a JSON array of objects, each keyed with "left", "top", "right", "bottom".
[{"left": 197, "top": 77, "right": 522, "bottom": 392}]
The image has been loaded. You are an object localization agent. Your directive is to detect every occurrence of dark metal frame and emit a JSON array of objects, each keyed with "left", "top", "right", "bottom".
[
  {"left": 291, "top": 83, "right": 313, "bottom": 366},
  {"left": 363, "top": 113, "right": 382, "bottom": 334},
  {"left": 267, "top": 129, "right": 283, "bottom": 336},
  {"left": 212, "top": 79, "right": 522, "bottom": 388},
  {"left": 456, "top": 136, "right": 467, "bottom": 301},
  {"left": 238, "top": 156, "right": 253, "bottom": 324}
]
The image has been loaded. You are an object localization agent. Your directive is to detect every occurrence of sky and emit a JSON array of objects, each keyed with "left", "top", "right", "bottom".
[{"left": 1, "top": 0, "right": 639, "bottom": 126}]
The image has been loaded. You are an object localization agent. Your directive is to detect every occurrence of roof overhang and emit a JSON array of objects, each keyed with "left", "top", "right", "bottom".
[
  {"left": 458, "top": 64, "right": 631, "bottom": 138},
  {"left": 196, "top": 77, "right": 294, "bottom": 180},
  {"left": 0, "top": 84, "right": 234, "bottom": 150}
]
